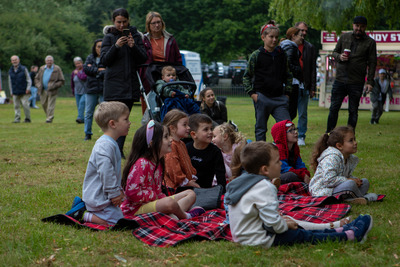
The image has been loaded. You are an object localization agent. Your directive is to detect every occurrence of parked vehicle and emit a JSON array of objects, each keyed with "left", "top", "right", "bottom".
[
  {"left": 217, "top": 62, "right": 224, "bottom": 77},
  {"left": 202, "top": 63, "right": 219, "bottom": 86},
  {"left": 228, "top": 59, "right": 247, "bottom": 78}
]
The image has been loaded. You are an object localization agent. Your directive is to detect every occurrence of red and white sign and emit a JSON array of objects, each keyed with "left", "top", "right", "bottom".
[{"left": 322, "top": 31, "right": 400, "bottom": 43}]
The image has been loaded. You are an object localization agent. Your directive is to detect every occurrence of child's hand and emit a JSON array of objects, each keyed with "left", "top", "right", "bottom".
[
  {"left": 303, "top": 175, "right": 311, "bottom": 184},
  {"left": 187, "top": 180, "right": 200, "bottom": 188},
  {"left": 111, "top": 191, "right": 125, "bottom": 206},
  {"left": 171, "top": 91, "right": 176, "bottom": 98},
  {"left": 348, "top": 177, "right": 362, "bottom": 187},
  {"left": 283, "top": 216, "right": 298, "bottom": 230},
  {"left": 185, "top": 94, "right": 189, "bottom": 98}
]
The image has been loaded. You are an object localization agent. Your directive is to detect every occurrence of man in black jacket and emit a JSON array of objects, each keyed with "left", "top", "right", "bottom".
[
  {"left": 326, "top": 16, "right": 377, "bottom": 132},
  {"left": 294, "top": 22, "right": 316, "bottom": 146}
]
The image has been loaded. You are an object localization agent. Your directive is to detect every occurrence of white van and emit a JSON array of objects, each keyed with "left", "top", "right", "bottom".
[{"left": 180, "top": 50, "right": 203, "bottom": 99}]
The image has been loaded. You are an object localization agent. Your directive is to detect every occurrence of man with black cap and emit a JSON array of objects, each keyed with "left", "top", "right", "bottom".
[{"left": 326, "top": 16, "right": 377, "bottom": 132}]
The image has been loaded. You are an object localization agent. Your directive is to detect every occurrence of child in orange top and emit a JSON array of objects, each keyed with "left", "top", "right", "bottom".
[{"left": 162, "top": 109, "right": 200, "bottom": 191}]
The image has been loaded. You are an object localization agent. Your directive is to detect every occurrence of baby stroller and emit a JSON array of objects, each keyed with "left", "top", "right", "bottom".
[{"left": 140, "top": 62, "right": 199, "bottom": 123}]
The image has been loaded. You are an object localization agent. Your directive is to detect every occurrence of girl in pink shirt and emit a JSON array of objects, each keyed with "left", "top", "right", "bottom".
[{"left": 121, "top": 120, "right": 204, "bottom": 219}]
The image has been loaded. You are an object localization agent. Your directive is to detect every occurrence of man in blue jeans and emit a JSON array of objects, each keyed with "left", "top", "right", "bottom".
[
  {"left": 326, "top": 16, "right": 377, "bottom": 132},
  {"left": 295, "top": 22, "right": 316, "bottom": 146}
]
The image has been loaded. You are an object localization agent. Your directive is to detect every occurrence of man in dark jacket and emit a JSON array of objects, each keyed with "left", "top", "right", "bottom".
[
  {"left": 294, "top": 22, "right": 316, "bottom": 146},
  {"left": 326, "top": 16, "right": 377, "bottom": 132},
  {"left": 8, "top": 55, "right": 32, "bottom": 123}
]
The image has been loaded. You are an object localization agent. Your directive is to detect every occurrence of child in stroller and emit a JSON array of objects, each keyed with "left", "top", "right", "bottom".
[{"left": 143, "top": 63, "right": 200, "bottom": 122}]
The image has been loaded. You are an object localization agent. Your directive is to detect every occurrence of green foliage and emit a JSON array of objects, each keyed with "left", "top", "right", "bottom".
[
  {"left": 0, "top": 0, "right": 94, "bottom": 72},
  {"left": 129, "top": 0, "right": 274, "bottom": 62},
  {"left": 269, "top": 0, "right": 400, "bottom": 34}
]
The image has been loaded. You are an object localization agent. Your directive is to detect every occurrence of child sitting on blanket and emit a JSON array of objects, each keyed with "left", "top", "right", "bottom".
[
  {"left": 162, "top": 109, "right": 200, "bottom": 192},
  {"left": 309, "top": 126, "right": 378, "bottom": 204},
  {"left": 186, "top": 113, "right": 226, "bottom": 192},
  {"left": 225, "top": 141, "right": 373, "bottom": 248},
  {"left": 120, "top": 120, "right": 205, "bottom": 220},
  {"left": 212, "top": 122, "right": 247, "bottom": 182},
  {"left": 156, "top": 66, "right": 200, "bottom": 121},
  {"left": 271, "top": 120, "right": 311, "bottom": 184},
  {"left": 68, "top": 102, "right": 129, "bottom": 225}
]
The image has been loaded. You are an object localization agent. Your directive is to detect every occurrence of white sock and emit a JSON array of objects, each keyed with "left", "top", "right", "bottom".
[
  {"left": 83, "top": 211, "right": 93, "bottom": 222},
  {"left": 186, "top": 212, "right": 192, "bottom": 219}
]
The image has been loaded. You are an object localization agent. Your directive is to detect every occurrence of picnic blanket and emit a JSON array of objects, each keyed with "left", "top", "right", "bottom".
[
  {"left": 277, "top": 182, "right": 351, "bottom": 223},
  {"left": 42, "top": 209, "right": 231, "bottom": 247}
]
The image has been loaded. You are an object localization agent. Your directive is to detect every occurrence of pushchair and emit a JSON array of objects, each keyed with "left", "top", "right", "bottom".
[{"left": 140, "top": 62, "right": 199, "bottom": 123}]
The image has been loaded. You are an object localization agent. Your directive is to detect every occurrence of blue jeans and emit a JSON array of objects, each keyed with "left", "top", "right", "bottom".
[
  {"left": 297, "top": 89, "right": 309, "bottom": 139},
  {"left": 273, "top": 228, "right": 347, "bottom": 246},
  {"left": 29, "top": 86, "right": 38, "bottom": 107},
  {"left": 327, "top": 81, "right": 364, "bottom": 132},
  {"left": 254, "top": 93, "right": 290, "bottom": 141},
  {"left": 84, "top": 94, "right": 103, "bottom": 135},
  {"left": 75, "top": 94, "right": 86, "bottom": 120}
]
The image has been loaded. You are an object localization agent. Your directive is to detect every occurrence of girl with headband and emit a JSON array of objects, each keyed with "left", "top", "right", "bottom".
[
  {"left": 120, "top": 120, "right": 205, "bottom": 219},
  {"left": 243, "top": 20, "right": 293, "bottom": 141}
]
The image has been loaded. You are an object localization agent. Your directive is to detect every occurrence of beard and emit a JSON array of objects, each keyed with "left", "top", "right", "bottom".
[{"left": 353, "top": 29, "right": 365, "bottom": 37}]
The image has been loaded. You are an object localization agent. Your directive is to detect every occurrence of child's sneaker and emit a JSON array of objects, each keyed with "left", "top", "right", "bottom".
[
  {"left": 344, "top": 197, "right": 367, "bottom": 205},
  {"left": 341, "top": 215, "right": 364, "bottom": 231},
  {"left": 364, "top": 193, "right": 378, "bottom": 202},
  {"left": 187, "top": 206, "right": 206, "bottom": 218},
  {"left": 66, "top": 201, "right": 86, "bottom": 222},
  {"left": 352, "top": 215, "right": 373, "bottom": 243},
  {"left": 71, "top": 196, "right": 83, "bottom": 209}
]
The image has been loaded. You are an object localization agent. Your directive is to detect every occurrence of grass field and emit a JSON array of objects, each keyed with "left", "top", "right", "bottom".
[{"left": 1, "top": 97, "right": 399, "bottom": 266}]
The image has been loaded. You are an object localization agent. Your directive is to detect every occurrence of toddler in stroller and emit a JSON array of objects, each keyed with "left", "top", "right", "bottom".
[{"left": 143, "top": 63, "right": 200, "bottom": 122}]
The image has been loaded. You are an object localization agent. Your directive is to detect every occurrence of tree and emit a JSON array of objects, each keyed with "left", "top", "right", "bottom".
[
  {"left": 128, "top": 0, "right": 274, "bottom": 62},
  {"left": 269, "top": 0, "right": 400, "bottom": 34}
]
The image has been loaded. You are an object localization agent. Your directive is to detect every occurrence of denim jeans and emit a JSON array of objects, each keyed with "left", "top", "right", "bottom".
[
  {"left": 75, "top": 93, "right": 86, "bottom": 120},
  {"left": 297, "top": 89, "right": 309, "bottom": 139},
  {"left": 273, "top": 228, "right": 347, "bottom": 246},
  {"left": 84, "top": 93, "right": 104, "bottom": 135},
  {"left": 326, "top": 81, "right": 364, "bottom": 132},
  {"left": 29, "top": 86, "right": 38, "bottom": 107}
]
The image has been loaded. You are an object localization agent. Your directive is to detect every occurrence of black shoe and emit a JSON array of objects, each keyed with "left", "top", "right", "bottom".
[
  {"left": 12, "top": 120, "right": 20, "bottom": 123},
  {"left": 370, "top": 119, "right": 375, "bottom": 125},
  {"left": 84, "top": 134, "right": 92, "bottom": 141},
  {"left": 24, "top": 118, "right": 31, "bottom": 123},
  {"left": 76, "top": 119, "right": 84, "bottom": 124},
  {"left": 46, "top": 120, "right": 52, "bottom": 123}
]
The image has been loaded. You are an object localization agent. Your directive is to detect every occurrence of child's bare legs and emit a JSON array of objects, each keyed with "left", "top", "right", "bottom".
[
  {"left": 156, "top": 190, "right": 196, "bottom": 219},
  {"left": 84, "top": 212, "right": 109, "bottom": 225}
]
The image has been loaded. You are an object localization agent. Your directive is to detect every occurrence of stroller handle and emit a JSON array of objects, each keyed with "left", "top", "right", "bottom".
[{"left": 161, "top": 81, "right": 197, "bottom": 97}]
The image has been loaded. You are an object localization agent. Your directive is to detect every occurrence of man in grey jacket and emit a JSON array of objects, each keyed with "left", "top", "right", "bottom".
[{"left": 326, "top": 16, "right": 377, "bottom": 132}]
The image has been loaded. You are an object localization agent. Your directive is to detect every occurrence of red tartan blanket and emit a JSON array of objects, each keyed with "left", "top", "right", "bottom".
[
  {"left": 126, "top": 209, "right": 231, "bottom": 247},
  {"left": 277, "top": 182, "right": 351, "bottom": 223}
]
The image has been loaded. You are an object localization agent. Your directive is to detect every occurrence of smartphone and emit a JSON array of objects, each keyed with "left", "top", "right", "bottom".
[{"left": 122, "top": 29, "right": 130, "bottom": 37}]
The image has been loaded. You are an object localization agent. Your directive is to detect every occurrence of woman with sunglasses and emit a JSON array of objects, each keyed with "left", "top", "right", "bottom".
[
  {"left": 101, "top": 8, "right": 147, "bottom": 157},
  {"left": 280, "top": 27, "right": 304, "bottom": 121},
  {"left": 271, "top": 120, "right": 311, "bottom": 184}
]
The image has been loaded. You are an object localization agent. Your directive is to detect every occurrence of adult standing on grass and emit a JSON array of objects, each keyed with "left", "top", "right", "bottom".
[
  {"left": 139, "top": 11, "right": 182, "bottom": 114},
  {"left": 83, "top": 39, "right": 105, "bottom": 141},
  {"left": 294, "top": 21, "right": 316, "bottom": 146},
  {"left": 35, "top": 55, "right": 65, "bottom": 123},
  {"left": 326, "top": 16, "right": 377, "bottom": 132},
  {"left": 71, "top": 57, "right": 87, "bottom": 124},
  {"left": 280, "top": 27, "right": 304, "bottom": 121},
  {"left": 101, "top": 8, "right": 147, "bottom": 157},
  {"left": 8, "top": 55, "right": 32, "bottom": 123},
  {"left": 370, "top": 69, "right": 393, "bottom": 124}
]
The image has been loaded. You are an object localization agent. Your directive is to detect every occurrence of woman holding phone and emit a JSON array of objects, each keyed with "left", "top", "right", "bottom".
[{"left": 101, "top": 8, "right": 147, "bottom": 157}]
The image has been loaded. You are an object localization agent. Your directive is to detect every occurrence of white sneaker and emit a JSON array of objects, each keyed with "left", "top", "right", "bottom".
[{"left": 298, "top": 138, "right": 306, "bottom": 146}]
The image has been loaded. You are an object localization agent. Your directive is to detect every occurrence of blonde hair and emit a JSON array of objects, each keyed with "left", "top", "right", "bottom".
[
  {"left": 94, "top": 101, "right": 129, "bottom": 131},
  {"left": 214, "top": 123, "right": 246, "bottom": 146},
  {"left": 162, "top": 109, "right": 188, "bottom": 129},
  {"left": 161, "top": 65, "right": 176, "bottom": 76},
  {"left": 145, "top": 11, "right": 166, "bottom": 34}
]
